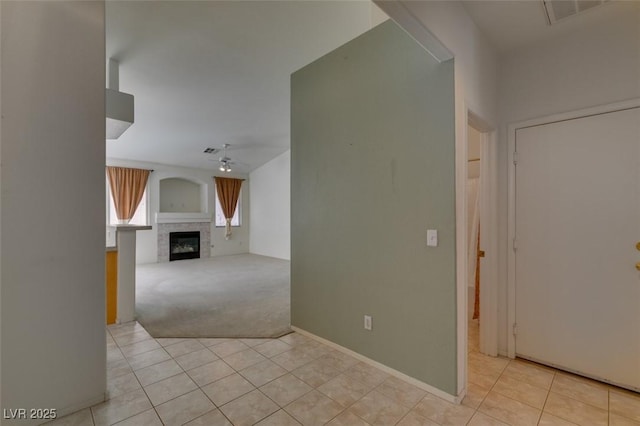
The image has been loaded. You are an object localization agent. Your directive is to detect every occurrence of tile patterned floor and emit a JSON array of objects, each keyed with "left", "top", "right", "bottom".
[{"left": 46, "top": 320, "right": 640, "bottom": 426}]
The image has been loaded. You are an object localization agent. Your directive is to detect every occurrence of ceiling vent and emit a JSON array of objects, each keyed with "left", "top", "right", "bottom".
[
  {"left": 542, "top": 0, "right": 609, "bottom": 24},
  {"left": 203, "top": 147, "right": 219, "bottom": 154},
  {"left": 106, "top": 59, "right": 134, "bottom": 140}
]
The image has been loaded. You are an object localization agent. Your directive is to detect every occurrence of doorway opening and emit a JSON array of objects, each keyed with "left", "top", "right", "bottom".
[
  {"left": 467, "top": 124, "right": 482, "bottom": 353},
  {"left": 465, "top": 110, "right": 498, "bottom": 359},
  {"left": 458, "top": 109, "right": 499, "bottom": 403}
]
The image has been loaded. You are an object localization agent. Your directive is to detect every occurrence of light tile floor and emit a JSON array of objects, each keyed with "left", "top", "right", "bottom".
[{"left": 46, "top": 320, "right": 640, "bottom": 426}]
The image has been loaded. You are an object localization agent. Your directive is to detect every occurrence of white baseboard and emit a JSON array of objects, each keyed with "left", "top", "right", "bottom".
[{"left": 290, "top": 326, "right": 464, "bottom": 404}]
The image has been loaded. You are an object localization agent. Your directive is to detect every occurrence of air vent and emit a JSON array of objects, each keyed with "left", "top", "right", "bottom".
[
  {"left": 542, "top": 0, "right": 609, "bottom": 24},
  {"left": 203, "top": 147, "right": 219, "bottom": 154}
]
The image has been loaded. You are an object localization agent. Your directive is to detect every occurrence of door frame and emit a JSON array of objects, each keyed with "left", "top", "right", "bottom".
[
  {"left": 469, "top": 112, "right": 499, "bottom": 358},
  {"left": 506, "top": 98, "right": 640, "bottom": 358},
  {"left": 455, "top": 101, "right": 498, "bottom": 395}
]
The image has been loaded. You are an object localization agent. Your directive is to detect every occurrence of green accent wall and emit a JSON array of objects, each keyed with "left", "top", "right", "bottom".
[{"left": 291, "top": 20, "right": 457, "bottom": 395}]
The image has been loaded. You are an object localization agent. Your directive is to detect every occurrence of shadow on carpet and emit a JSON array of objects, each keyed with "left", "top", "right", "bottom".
[{"left": 135, "top": 254, "right": 291, "bottom": 338}]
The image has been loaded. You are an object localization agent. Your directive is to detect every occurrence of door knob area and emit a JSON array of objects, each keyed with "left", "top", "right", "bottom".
[
  {"left": 636, "top": 262, "right": 640, "bottom": 271},
  {"left": 636, "top": 242, "right": 640, "bottom": 251}
]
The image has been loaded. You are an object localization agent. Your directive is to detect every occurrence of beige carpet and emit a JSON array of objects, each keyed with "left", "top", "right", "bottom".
[{"left": 135, "top": 253, "right": 291, "bottom": 338}]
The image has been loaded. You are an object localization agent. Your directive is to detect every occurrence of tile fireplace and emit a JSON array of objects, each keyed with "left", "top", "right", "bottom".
[{"left": 157, "top": 221, "right": 210, "bottom": 262}]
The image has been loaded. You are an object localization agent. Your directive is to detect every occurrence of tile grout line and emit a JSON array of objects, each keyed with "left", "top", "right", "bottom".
[
  {"left": 262, "top": 347, "right": 373, "bottom": 424},
  {"left": 608, "top": 389, "right": 610, "bottom": 426},
  {"left": 125, "top": 333, "right": 234, "bottom": 425},
  {"left": 388, "top": 379, "right": 434, "bottom": 426},
  {"left": 487, "top": 364, "right": 549, "bottom": 411},
  {"left": 469, "top": 358, "right": 504, "bottom": 425},
  {"left": 467, "top": 322, "right": 533, "bottom": 425},
  {"left": 536, "top": 370, "right": 555, "bottom": 426},
  {"left": 261, "top": 345, "right": 339, "bottom": 424},
  {"left": 114, "top": 327, "right": 166, "bottom": 426},
  {"left": 324, "top": 383, "right": 374, "bottom": 425},
  {"left": 110, "top": 326, "right": 220, "bottom": 425},
  {"left": 188, "top": 336, "right": 305, "bottom": 425},
  {"left": 471, "top": 365, "right": 509, "bottom": 426}
]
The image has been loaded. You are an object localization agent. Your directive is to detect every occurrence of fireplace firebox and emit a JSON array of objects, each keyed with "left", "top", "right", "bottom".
[{"left": 169, "top": 231, "right": 200, "bottom": 261}]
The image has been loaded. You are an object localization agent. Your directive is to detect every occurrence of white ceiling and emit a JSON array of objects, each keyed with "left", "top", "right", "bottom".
[
  {"left": 107, "top": 1, "right": 636, "bottom": 172},
  {"left": 106, "top": 1, "right": 377, "bottom": 172},
  {"left": 462, "top": 0, "right": 638, "bottom": 54}
]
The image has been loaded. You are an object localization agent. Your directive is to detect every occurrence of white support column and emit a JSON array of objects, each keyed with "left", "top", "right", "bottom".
[{"left": 116, "top": 226, "right": 151, "bottom": 323}]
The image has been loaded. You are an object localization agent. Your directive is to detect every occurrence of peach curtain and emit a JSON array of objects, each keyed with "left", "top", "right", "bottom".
[
  {"left": 106, "top": 166, "right": 150, "bottom": 222},
  {"left": 214, "top": 176, "right": 243, "bottom": 239}
]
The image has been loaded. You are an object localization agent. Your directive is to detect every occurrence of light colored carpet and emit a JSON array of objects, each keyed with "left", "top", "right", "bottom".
[{"left": 135, "top": 253, "right": 291, "bottom": 338}]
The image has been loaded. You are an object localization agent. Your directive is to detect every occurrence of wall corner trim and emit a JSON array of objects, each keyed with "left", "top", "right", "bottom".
[
  {"left": 290, "top": 326, "right": 464, "bottom": 404},
  {"left": 373, "top": 1, "right": 454, "bottom": 62}
]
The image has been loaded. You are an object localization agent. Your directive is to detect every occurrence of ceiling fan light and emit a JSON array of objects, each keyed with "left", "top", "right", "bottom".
[{"left": 219, "top": 165, "right": 226, "bottom": 172}]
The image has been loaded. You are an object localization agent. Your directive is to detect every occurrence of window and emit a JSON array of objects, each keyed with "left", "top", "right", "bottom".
[
  {"left": 106, "top": 178, "right": 149, "bottom": 226},
  {"left": 215, "top": 189, "right": 241, "bottom": 227}
]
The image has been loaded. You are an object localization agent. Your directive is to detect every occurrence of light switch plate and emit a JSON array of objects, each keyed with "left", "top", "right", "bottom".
[
  {"left": 364, "top": 315, "right": 372, "bottom": 331},
  {"left": 427, "top": 229, "right": 438, "bottom": 247}
]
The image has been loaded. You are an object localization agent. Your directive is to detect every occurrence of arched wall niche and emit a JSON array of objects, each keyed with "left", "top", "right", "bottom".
[{"left": 159, "top": 177, "right": 208, "bottom": 213}]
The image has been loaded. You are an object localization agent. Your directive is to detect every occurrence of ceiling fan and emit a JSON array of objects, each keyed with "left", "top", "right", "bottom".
[
  {"left": 205, "top": 142, "right": 281, "bottom": 172},
  {"left": 204, "top": 144, "right": 236, "bottom": 172}
]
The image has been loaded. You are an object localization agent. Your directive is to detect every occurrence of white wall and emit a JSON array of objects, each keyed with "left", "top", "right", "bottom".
[
  {"left": 1, "top": 2, "right": 106, "bottom": 422},
  {"left": 495, "top": 2, "right": 640, "bottom": 354},
  {"left": 106, "top": 159, "right": 250, "bottom": 263},
  {"left": 387, "top": 0, "right": 498, "bottom": 125},
  {"left": 499, "top": 2, "right": 640, "bottom": 124},
  {"left": 249, "top": 150, "right": 291, "bottom": 260}
]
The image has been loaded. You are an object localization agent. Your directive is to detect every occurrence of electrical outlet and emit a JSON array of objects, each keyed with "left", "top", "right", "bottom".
[{"left": 364, "top": 315, "right": 372, "bottom": 331}]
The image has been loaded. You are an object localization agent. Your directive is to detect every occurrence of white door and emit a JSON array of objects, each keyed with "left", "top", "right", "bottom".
[{"left": 515, "top": 107, "right": 640, "bottom": 390}]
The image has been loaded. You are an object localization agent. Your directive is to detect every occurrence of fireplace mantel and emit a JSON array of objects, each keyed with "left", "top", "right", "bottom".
[
  {"left": 155, "top": 212, "right": 212, "bottom": 224},
  {"left": 115, "top": 224, "right": 153, "bottom": 231}
]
